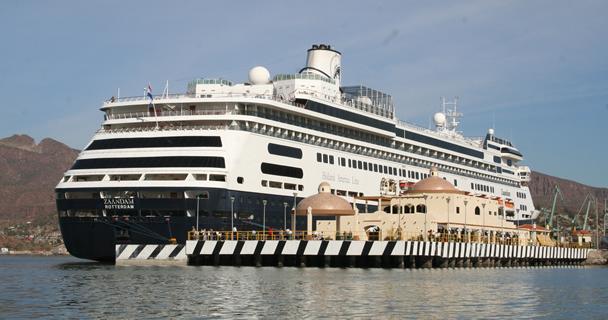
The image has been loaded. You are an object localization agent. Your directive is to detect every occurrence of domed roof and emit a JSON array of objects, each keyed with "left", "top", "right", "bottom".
[
  {"left": 297, "top": 182, "right": 352, "bottom": 211},
  {"left": 412, "top": 168, "right": 456, "bottom": 191},
  {"left": 248, "top": 66, "right": 270, "bottom": 85}
]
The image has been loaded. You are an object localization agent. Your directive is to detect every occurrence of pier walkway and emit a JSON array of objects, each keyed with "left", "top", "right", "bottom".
[{"left": 116, "top": 231, "right": 591, "bottom": 267}]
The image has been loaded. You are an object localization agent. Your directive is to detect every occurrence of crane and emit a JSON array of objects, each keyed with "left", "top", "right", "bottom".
[
  {"left": 572, "top": 193, "right": 596, "bottom": 231},
  {"left": 540, "top": 185, "right": 565, "bottom": 230}
]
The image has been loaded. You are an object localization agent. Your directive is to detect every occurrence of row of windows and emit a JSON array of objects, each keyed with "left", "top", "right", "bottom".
[
  {"left": 471, "top": 183, "right": 495, "bottom": 194},
  {"left": 261, "top": 180, "right": 304, "bottom": 191},
  {"left": 70, "top": 156, "right": 226, "bottom": 170},
  {"left": 59, "top": 209, "right": 185, "bottom": 217},
  {"left": 520, "top": 204, "right": 528, "bottom": 211},
  {"left": 516, "top": 192, "right": 527, "bottom": 199},
  {"left": 268, "top": 143, "right": 302, "bottom": 159},
  {"left": 383, "top": 205, "right": 500, "bottom": 216},
  {"left": 242, "top": 104, "right": 516, "bottom": 186},
  {"left": 501, "top": 147, "right": 523, "bottom": 157},
  {"left": 85, "top": 136, "right": 222, "bottom": 150},
  {"left": 473, "top": 207, "right": 499, "bottom": 216},
  {"left": 260, "top": 163, "right": 303, "bottom": 179},
  {"left": 317, "top": 153, "right": 335, "bottom": 164},
  {"left": 399, "top": 129, "right": 485, "bottom": 159},
  {"left": 65, "top": 173, "right": 225, "bottom": 183},
  {"left": 303, "top": 100, "right": 395, "bottom": 132},
  {"left": 339, "top": 154, "right": 406, "bottom": 177},
  {"left": 487, "top": 143, "right": 501, "bottom": 151},
  {"left": 317, "top": 152, "right": 438, "bottom": 182},
  {"left": 249, "top": 106, "right": 393, "bottom": 148}
]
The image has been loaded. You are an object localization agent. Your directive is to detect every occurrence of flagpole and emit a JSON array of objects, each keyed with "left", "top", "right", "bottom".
[{"left": 148, "top": 83, "right": 159, "bottom": 129}]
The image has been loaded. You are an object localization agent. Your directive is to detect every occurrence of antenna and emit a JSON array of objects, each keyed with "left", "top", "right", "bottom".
[
  {"left": 163, "top": 80, "right": 169, "bottom": 99},
  {"left": 439, "top": 96, "right": 462, "bottom": 133}
]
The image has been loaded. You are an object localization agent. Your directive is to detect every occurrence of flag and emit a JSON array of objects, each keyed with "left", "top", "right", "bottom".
[{"left": 147, "top": 84, "right": 154, "bottom": 108}]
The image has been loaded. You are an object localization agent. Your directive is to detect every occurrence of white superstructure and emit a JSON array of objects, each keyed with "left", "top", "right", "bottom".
[{"left": 56, "top": 44, "right": 538, "bottom": 227}]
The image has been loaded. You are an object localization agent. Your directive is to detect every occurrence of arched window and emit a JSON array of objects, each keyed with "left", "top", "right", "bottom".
[
  {"left": 416, "top": 204, "right": 425, "bottom": 213},
  {"left": 475, "top": 206, "right": 480, "bottom": 215},
  {"left": 392, "top": 205, "right": 399, "bottom": 214}
]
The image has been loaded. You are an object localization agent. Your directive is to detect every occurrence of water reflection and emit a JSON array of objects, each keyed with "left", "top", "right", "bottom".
[{"left": 0, "top": 256, "right": 606, "bottom": 319}]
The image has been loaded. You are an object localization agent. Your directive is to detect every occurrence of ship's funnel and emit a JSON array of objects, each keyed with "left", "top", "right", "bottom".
[{"left": 300, "top": 44, "right": 341, "bottom": 87}]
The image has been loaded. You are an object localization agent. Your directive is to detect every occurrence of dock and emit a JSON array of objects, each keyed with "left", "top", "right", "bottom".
[{"left": 116, "top": 239, "right": 590, "bottom": 268}]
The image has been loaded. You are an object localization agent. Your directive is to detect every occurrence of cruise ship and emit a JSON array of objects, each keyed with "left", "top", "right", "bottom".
[{"left": 55, "top": 44, "right": 539, "bottom": 261}]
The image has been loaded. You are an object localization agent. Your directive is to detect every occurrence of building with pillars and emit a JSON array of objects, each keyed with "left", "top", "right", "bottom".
[{"left": 297, "top": 168, "right": 520, "bottom": 241}]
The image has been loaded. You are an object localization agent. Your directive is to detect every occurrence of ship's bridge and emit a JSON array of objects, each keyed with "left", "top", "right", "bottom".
[{"left": 483, "top": 133, "right": 523, "bottom": 162}]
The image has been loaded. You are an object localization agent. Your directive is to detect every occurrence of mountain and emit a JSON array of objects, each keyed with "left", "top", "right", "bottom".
[
  {"left": 529, "top": 171, "right": 607, "bottom": 228},
  {"left": 0, "top": 134, "right": 80, "bottom": 220}
]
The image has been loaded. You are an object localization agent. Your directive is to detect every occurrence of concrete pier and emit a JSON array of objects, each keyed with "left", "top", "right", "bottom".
[
  {"left": 114, "top": 241, "right": 590, "bottom": 267},
  {"left": 113, "top": 240, "right": 591, "bottom": 268}
]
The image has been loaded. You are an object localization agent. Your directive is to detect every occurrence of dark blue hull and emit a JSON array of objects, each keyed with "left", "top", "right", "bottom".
[{"left": 56, "top": 186, "right": 369, "bottom": 261}]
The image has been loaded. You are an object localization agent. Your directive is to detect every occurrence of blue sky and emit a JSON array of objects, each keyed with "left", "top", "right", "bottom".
[{"left": 1, "top": 1, "right": 607, "bottom": 188}]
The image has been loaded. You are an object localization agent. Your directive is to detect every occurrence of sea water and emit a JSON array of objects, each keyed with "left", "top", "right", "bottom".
[{"left": 0, "top": 255, "right": 606, "bottom": 319}]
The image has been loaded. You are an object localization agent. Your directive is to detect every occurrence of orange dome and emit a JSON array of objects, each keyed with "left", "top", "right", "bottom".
[{"left": 412, "top": 167, "right": 456, "bottom": 191}]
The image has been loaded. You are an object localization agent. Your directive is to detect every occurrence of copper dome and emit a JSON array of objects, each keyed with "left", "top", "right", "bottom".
[
  {"left": 412, "top": 167, "right": 456, "bottom": 191},
  {"left": 296, "top": 182, "right": 353, "bottom": 211}
]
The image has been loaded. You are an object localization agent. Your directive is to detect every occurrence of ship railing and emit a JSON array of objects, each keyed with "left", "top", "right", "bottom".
[
  {"left": 187, "top": 230, "right": 589, "bottom": 248},
  {"left": 395, "top": 120, "right": 484, "bottom": 147},
  {"left": 103, "top": 90, "right": 395, "bottom": 120},
  {"left": 96, "top": 124, "right": 228, "bottom": 135},
  {"left": 105, "top": 109, "right": 237, "bottom": 120},
  {"left": 103, "top": 92, "right": 307, "bottom": 108}
]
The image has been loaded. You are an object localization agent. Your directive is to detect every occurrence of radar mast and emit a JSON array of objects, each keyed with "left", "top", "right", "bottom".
[{"left": 439, "top": 96, "right": 462, "bottom": 134}]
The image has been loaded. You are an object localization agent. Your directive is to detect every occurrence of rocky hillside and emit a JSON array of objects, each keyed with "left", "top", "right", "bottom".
[
  {"left": 0, "top": 134, "right": 80, "bottom": 220},
  {"left": 530, "top": 171, "right": 608, "bottom": 209},
  {"left": 529, "top": 171, "right": 607, "bottom": 230}
]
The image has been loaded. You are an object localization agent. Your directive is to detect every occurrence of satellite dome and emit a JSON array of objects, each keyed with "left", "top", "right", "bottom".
[
  {"left": 248, "top": 66, "right": 270, "bottom": 85},
  {"left": 433, "top": 113, "right": 446, "bottom": 127},
  {"left": 488, "top": 129, "right": 494, "bottom": 135}
]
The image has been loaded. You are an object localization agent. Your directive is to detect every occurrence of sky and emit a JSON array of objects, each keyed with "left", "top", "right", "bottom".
[{"left": 0, "top": 1, "right": 607, "bottom": 188}]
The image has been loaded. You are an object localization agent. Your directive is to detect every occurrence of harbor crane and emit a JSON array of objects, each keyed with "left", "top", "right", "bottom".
[
  {"left": 541, "top": 185, "right": 565, "bottom": 230},
  {"left": 572, "top": 193, "right": 597, "bottom": 231}
]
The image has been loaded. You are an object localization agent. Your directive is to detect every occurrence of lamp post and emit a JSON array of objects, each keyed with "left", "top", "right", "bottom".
[
  {"left": 516, "top": 209, "right": 520, "bottom": 245},
  {"left": 482, "top": 202, "right": 486, "bottom": 244},
  {"left": 293, "top": 192, "right": 298, "bottom": 233},
  {"left": 263, "top": 200, "right": 267, "bottom": 240},
  {"left": 446, "top": 197, "right": 451, "bottom": 239},
  {"left": 423, "top": 194, "right": 428, "bottom": 241},
  {"left": 230, "top": 196, "right": 235, "bottom": 240},
  {"left": 398, "top": 196, "right": 402, "bottom": 229},
  {"left": 196, "top": 194, "right": 200, "bottom": 240},
  {"left": 283, "top": 202, "right": 288, "bottom": 231},
  {"left": 464, "top": 200, "right": 468, "bottom": 243},
  {"left": 501, "top": 202, "right": 505, "bottom": 237}
]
